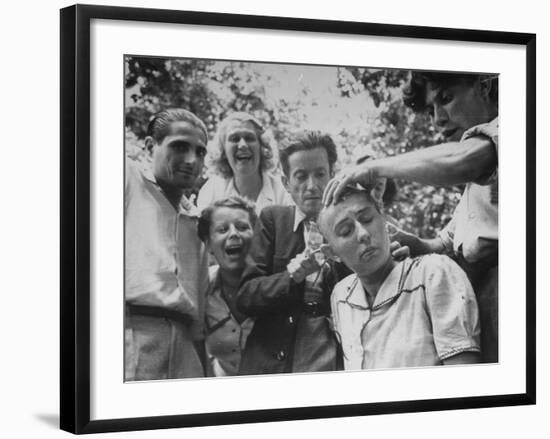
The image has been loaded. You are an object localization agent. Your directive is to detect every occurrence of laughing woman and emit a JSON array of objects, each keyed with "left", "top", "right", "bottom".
[
  {"left": 197, "top": 112, "right": 292, "bottom": 214},
  {"left": 198, "top": 196, "right": 257, "bottom": 376}
]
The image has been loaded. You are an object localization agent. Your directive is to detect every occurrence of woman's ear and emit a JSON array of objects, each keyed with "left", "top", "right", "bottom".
[{"left": 372, "top": 177, "right": 387, "bottom": 204}]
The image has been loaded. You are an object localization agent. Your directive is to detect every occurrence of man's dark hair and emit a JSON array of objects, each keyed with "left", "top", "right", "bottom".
[
  {"left": 147, "top": 108, "right": 208, "bottom": 143},
  {"left": 278, "top": 131, "right": 338, "bottom": 176},
  {"left": 402, "top": 72, "right": 499, "bottom": 113}
]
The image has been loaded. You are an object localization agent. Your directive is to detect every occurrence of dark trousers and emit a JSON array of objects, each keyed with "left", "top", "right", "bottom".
[{"left": 456, "top": 252, "right": 498, "bottom": 363}]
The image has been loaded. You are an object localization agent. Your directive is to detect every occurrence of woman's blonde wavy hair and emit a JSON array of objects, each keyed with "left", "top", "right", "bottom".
[{"left": 206, "top": 112, "right": 275, "bottom": 179}]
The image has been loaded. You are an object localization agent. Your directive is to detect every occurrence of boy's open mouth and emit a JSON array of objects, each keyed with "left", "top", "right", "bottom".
[{"left": 225, "top": 244, "right": 243, "bottom": 256}]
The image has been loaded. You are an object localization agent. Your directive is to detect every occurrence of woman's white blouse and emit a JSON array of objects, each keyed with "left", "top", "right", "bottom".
[{"left": 197, "top": 171, "right": 293, "bottom": 215}]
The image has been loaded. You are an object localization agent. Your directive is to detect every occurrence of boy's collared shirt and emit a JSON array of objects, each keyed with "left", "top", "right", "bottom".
[
  {"left": 331, "top": 254, "right": 480, "bottom": 370},
  {"left": 205, "top": 266, "right": 254, "bottom": 376},
  {"left": 197, "top": 171, "right": 292, "bottom": 215}
]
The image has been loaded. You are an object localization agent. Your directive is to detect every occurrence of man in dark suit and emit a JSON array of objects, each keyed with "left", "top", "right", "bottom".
[{"left": 237, "top": 131, "right": 348, "bottom": 375}]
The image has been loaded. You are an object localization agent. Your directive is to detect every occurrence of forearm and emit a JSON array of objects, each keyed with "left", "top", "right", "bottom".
[
  {"left": 373, "top": 138, "right": 496, "bottom": 186},
  {"left": 237, "top": 269, "right": 302, "bottom": 316},
  {"left": 442, "top": 351, "right": 480, "bottom": 365},
  {"left": 393, "top": 232, "right": 446, "bottom": 257}
]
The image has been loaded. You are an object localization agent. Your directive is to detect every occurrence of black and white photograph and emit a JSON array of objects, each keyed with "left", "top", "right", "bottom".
[
  {"left": 2, "top": 0, "right": 545, "bottom": 436},
  {"left": 56, "top": 3, "right": 536, "bottom": 433},
  {"left": 124, "top": 56, "right": 499, "bottom": 381}
]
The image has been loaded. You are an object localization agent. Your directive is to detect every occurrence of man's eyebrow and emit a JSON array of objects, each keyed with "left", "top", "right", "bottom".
[
  {"left": 169, "top": 138, "right": 190, "bottom": 145},
  {"left": 170, "top": 138, "right": 206, "bottom": 148}
]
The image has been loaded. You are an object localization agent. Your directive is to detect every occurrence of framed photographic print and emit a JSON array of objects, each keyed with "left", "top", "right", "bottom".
[{"left": 60, "top": 3, "right": 536, "bottom": 434}]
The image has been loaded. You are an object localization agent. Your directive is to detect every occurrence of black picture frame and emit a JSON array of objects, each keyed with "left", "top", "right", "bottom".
[{"left": 60, "top": 3, "right": 536, "bottom": 434}]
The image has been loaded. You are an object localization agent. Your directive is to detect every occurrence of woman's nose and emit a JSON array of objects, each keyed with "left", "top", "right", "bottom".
[{"left": 237, "top": 137, "right": 248, "bottom": 148}]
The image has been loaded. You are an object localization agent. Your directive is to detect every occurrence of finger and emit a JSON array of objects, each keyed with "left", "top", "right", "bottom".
[
  {"left": 296, "top": 250, "right": 309, "bottom": 261},
  {"left": 392, "top": 245, "right": 410, "bottom": 260},
  {"left": 330, "top": 176, "right": 352, "bottom": 206},
  {"left": 386, "top": 221, "right": 401, "bottom": 233},
  {"left": 302, "top": 256, "right": 318, "bottom": 270},
  {"left": 294, "top": 266, "right": 305, "bottom": 279},
  {"left": 322, "top": 178, "right": 339, "bottom": 206},
  {"left": 320, "top": 244, "right": 331, "bottom": 257},
  {"left": 386, "top": 221, "right": 406, "bottom": 237},
  {"left": 389, "top": 241, "right": 400, "bottom": 252},
  {"left": 287, "top": 260, "right": 298, "bottom": 273}
]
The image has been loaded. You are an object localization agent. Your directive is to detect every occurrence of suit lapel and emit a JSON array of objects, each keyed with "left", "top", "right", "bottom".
[{"left": 288, "top": 206, "right": 305, "bottom": 256}]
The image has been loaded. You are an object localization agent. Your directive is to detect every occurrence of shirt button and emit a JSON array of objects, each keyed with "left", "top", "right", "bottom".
[
  {"left": 288, "top": 316, "right": 294, "bottom": 324},
  {"left": 275, "top": 350, "right": 286, "bottom": 361},
  {"left": 469, "top": 212, "right": 476, "bottom": 219},
  {"left": 232, "top": 328, "right": 237, "bottom": 333},
  {"left": 232, "top": 349, "right": 237, "bottom": 353}
]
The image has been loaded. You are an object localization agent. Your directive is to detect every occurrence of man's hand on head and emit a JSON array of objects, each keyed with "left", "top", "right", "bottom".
[{"left": 322, "top": 163, "right": 380, "bottom": 207}]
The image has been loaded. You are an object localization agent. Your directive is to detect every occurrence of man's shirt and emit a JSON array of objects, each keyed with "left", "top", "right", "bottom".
[
  {"left": 439, "top": 117, "right": 499, "bottom": 263},
  {"left": 125, "top": 158, "right": 208, "bottom": 338}
]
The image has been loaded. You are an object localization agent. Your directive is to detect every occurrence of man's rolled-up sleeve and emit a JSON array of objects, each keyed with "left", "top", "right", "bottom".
[{"left": 462, "top": 117, "right": 499, "bottom": 186}]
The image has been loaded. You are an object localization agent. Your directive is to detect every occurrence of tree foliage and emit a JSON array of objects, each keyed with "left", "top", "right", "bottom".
[{"left": 125, "top": 56, "right": 461, "bottom": 238}]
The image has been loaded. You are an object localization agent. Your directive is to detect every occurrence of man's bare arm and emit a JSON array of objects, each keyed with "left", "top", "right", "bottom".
[
  {"left": 372, "top": 137, "right": 496, "bottom": 186},
  {"left": 323, "top": 137, "right": 497, "bottom": 206}
]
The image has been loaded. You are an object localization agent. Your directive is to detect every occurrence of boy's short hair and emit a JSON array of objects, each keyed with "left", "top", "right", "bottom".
[
  {"left": 333, "top": 185, "right": 382, "bottom": 212},
  {"left": 197, "top": 195, "right": 257, "bottom": 243},
  {"left": 318, "top": 185, "right": 382, "bottom": 236}
]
